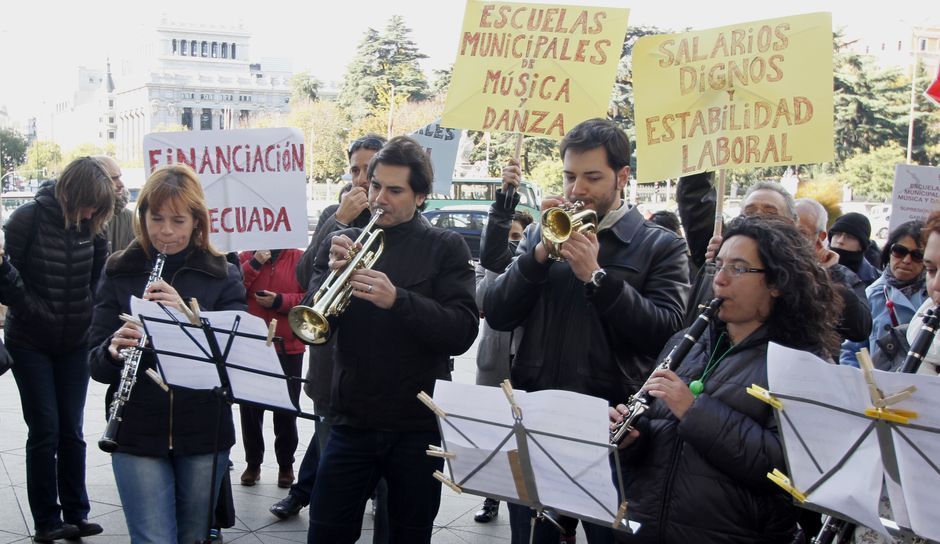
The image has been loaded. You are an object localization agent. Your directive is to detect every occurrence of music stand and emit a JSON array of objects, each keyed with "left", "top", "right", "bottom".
[
  {"left": 129, "top": 296, "right": 318, "bottom": 544},
  {"left": 419, "top": 379, "right": 639, "bottom": 536}
]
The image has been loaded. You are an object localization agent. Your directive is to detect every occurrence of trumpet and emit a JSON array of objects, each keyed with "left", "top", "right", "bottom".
[
  {"left": 541, "top": 201, "right": 597, "bottom": 261},
  {"left": 288, "top": 209, "right": 385, "bottom": 345},
  {"left": 610, "top": 298, "right": 723, "bottom": 445},
  {"left": 99, "top": 251, "right": 167, "bottom": 453}
]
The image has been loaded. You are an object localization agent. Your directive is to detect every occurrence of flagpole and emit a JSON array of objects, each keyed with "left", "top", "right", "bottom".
[{"left": 906, "top": 40, "right": 919, "bottom": 164}]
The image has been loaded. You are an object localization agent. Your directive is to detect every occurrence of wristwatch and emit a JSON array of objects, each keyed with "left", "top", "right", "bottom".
[{"left": 588, "top": 268, "right": 607, "bottom": 288}]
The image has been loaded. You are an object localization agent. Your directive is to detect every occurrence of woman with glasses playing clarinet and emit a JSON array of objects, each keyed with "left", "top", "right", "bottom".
[
  {"left": 609, "top": 216, "right": 843, "bottom": 544},
  {"left": 88, "top": 165, "right": 246, "bottom": 544}
]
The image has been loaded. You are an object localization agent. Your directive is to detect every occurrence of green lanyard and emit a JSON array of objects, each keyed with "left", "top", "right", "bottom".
[{"left": 689, "top": 332, "right": 734, "bottom": 397}]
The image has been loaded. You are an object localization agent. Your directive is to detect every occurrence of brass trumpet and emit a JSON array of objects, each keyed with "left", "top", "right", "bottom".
[
  {"left": 541, "top": 201, "right": 597, "bottom": 261},
  {"left": 288, "top": 209, "right": 385, "bottom": 345}
]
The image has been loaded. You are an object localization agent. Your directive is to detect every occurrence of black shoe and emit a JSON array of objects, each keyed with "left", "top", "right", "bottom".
[
  {"left": 33, "top": 521, "right": 80, "bottom": 543},
  {"left": 270, "top": 494, "right": 305, "bottom": 519},
  {"left": 473, "top": 498, "right": 499, "bottom": 523},
  {"left": 67, "top": 519, "right": 103, "bottom": 538}
]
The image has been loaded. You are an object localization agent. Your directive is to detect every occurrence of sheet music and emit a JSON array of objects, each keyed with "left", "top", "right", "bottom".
[
  {"left": 767, "top": 342, "right": 940, "bottom": 541},
  {"left": 432, "top": 380, "right": 631, "bottom": 529},
  {"left": 131, "top": 296, "right": 296, "bottom": 411}
]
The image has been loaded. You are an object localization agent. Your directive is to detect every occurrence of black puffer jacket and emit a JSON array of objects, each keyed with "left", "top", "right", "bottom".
[
  {"left": 619, "top": 324, "right": 798, "bottom": 544},
  {"left": 2, "top": 182, "right": 109, "bottom": 353},
  {"left": 88, "top": 242, "right": 246, "bottom": 457},
  {"left": 484, "top": 205, "right": 689, "bottom": 404}
]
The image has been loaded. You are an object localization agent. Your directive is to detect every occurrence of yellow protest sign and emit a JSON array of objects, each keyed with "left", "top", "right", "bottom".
[
  {"left": 633, "top": 12, "right": 833, "bottom": 182},
  {"left": 442, "top": 1, "right": 629, "bottom": 139}
]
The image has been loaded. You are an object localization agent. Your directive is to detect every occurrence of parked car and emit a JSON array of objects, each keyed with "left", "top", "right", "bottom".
[
  {"left": 424, "top": 178, "right": 541, "bottom": 222},
  {"left": 422, "top": 205, "right": 490, "bottom": 260},
  {"left": 1, "top": 191, "right": 35, "bottom": 225}
]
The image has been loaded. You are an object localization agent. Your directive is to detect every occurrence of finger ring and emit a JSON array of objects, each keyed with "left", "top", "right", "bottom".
[{"left": 368, "top": 285, "right": 374, "bottom": 293}]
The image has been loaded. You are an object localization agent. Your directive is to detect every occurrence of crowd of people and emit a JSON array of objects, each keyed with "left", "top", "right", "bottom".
[{"left": 0, "top": 119, "right": 937, "bottom": 544}]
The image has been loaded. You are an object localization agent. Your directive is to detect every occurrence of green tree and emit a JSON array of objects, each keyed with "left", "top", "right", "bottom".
[
  {"left": 0, "top": 128, "right": 28, "bottom": 176},
  {"left": 339, "top": 16, "right": 429, "bottom": 119},
  {"left": 609, "top": 25, "right": 673, "bottom": 136},
  {"left": 839, "top": 142, "right": 905, "bottom": 201},
  {"left": 528, "top": 157, "right": 564, "bottom": 195},
  {"left": 431, "top": 66, "right": 452, "bottom": 99},
  {"left": 62, "top": 142, "right": 115, "bottom": 166},
  {"left": 290, "top": 71, "right": 321, "bottom": 103},
  {"left": 289, "top": 101, "right": 349, "bottom": 182},
  {"left": 24, "top": 140, "right": 62, "bottom": 178},
  {"left": 795, "top": 176, "right": 844, "bottom": 227}
]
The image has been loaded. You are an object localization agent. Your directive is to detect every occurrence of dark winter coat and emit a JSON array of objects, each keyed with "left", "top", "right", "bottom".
[
  {"left": 619, "top": 325, "right": 798, "bottom": 544},
  {"left": 2, "top": 182, "right": 109, "bottom": 353},
  {"left": 484, "top": 205, "right": 690, "bottom": 404},
  {"left": 88, "top": 241, "right": 246, "bottom": 457},
  {"left": 310, "top": 213, "right": 479, "bottom": 432}
]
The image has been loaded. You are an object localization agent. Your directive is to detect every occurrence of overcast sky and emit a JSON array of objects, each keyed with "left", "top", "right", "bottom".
[{"left": 1, "top": 0, "right": 935, "bottom": 123}]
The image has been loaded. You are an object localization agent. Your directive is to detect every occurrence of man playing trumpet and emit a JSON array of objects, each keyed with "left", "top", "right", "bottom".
[
  {"left": 305, "top": 136, "right": 479, "bottom": 543},
  {"left": 484, "top": 118, "right": 690, "bottom": 543}
]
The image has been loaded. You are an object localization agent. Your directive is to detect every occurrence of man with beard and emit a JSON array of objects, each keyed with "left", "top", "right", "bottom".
[
  {"left": 484, "top": 118, "right": 689, "bottom": 544},
  {"left": 95, "top": 155, "right": 134, "bottom": 253}
]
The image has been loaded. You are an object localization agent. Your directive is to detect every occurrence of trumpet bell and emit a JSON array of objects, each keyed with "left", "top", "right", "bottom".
[
  {"left": 542, "top": 207, "right": 573, "bottom": 243},
  {"left": 287, "top": 305, "right": 331, "bottom": 345}
]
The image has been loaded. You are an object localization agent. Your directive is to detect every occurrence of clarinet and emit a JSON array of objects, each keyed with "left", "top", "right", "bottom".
[
  {"left": 98, "top": 252, "right": 167, "bottom": 453},
  {"left": 813, "top": 305, "right": 938, "bottom": 544},
  {"left": 610, "top": 297, "right": 723, "bottom": 445}
]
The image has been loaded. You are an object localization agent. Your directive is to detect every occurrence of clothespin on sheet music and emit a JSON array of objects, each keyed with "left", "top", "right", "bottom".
[
  {"left": 119, "top": 313, "right": 143, "bottom": 328},
  {"left": 857, "top": 348, "right": 918, "bottom": 424},
  {"left": 416, "top": 391, "right": 447, "bottom": 419},
  {"left": 426, "top": 444, "right": 456, "bottom": 460},
  {"left": 433, "top": 470, "right": 462, "bottom": 493},
  {"left": 187, "top": 298, "right": 201, "bottom": 325},
  {"left": 266, "top": 319, "right": 277, "bottom": 347},
  {"left": 746, "top": 384, "right": 783, "bottom": 410},
  {"left": 611, "top": 502, "right": 629, "bottom": 529},
  {"left": 145, "top": 368, "right": 169, "bottom": 392},
  {"left": 767, "top": 468, "right": 807, "bottom": 503},
  {"left": 501, "top": 379, "right": 523, "bottom": 420},
  {"left": 176, "top": 297, "right": 197, "bottom": 325}
]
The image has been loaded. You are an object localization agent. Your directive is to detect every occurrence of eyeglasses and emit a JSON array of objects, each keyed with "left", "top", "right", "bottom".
[
  {"left": 891, "top": 243, "right": 924, "bottom": 262},
  {"left": 348, "top": 137, "right": 385, "bottom": 156},
  {"left": 706, "top": 262, "right": 766, "bottom": 277}
]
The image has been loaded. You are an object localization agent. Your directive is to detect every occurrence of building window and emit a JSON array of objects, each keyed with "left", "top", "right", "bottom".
[
  {"left": 201, "top": 108, "right": 213, "bottom": 130},
  {"left": 221, "top": 43, "right": 228, "bottom": 59},
  {"left": 202, "top": 41, "right": 208, "bottom": 57},
  {"left": 181, "top": 39, "right": 187, "bottom": 56},
  {"left": 212, "top": 42, "right": 218, "bottom": 58},
  {"left": 109, "top": 116, "right": 115, "bottom": 123},
  {"left": 231, "top": 43, "right": 237, "bottom": 59},
  {"left": 191, "top": 41, "right": 197, "bottom": 56},
  {"left": 108, "top": 131, "right": 115, "bottom": 140},
  {"left": 182, "top": 108, "right": 193, "bottom": 130},
  {"left": 172, "top": 39, "right": 177, "bottom": 54},
  {"left": 109, "top": 99, "right": 114, "bottom": 108},
  {"left": 920, "top": 38, "right": 927, "bottom": 51},
  {"left": 898, "top": 40, "right": 903, "bottom": 51}
]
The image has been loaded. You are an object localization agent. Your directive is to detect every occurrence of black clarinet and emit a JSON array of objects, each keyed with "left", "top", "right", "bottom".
[
  {"left": 813, "top": 305, "right": 938, "bottom": 544},
  {"left": 610, "top": 297, "right": 723, "bottom": 445}
]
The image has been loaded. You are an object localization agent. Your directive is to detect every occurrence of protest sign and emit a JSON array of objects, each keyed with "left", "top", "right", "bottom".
[
  {"left": 442, "top": 0, "right": 629, "bottom": 139},
  {"left": 633, "top": 13, "right": 833, "bottom": 182},
  {"left": 143, "top": 128, "right": 308, "bottom": 252},
  {"left": 410, "top": 119, "right": 462, "bottom": 195},
  {"left": 890, "top": 164, "right": 940, "bottom": 234}
]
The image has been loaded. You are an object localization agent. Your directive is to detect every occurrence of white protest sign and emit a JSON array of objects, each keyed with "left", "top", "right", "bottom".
[
  {"left": 143, "top": 128, "right": 308, "bottom": 253},
  {"left": 410, "top": 119, "right": 462, "bottom": 195},
  {"left": 890, "top": 164, "right": 940, "bottom": 235}
]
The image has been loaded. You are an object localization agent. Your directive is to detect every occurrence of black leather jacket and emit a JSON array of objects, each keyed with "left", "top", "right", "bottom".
[
  {"left": 484, "top": 204, "right": 690, "bottom": 404},
  {"left": 619, "top": 325, "right": 798, "bottom": 544}
]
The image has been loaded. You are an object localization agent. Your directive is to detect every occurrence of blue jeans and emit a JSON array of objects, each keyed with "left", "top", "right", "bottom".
[
  {"left": 508, "top": 502, "right": 615, "bottom": 544},
  {"left": 9, "top": 346, "right": 91, "bottom": 530},
  {"left": 112, "top": 450, "right": 230, "bottom": 544},
  {"left": 307, "top": 426, "right": 443, "bottom": 544}
]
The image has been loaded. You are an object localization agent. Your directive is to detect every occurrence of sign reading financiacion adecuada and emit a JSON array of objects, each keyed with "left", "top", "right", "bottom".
[
  {"left": 143, "top": 127, "right": 308, "bottom": 253},
  {"left": 442, "top": 0, "right": 629, "bottom": 140},
  {"left": 633, "top": 12, "right": 834, "bottom": 182}
]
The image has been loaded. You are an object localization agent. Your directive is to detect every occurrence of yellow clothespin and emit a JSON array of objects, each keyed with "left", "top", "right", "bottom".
[
  {"left": 266, "top": 319, "right": 277, "bottom": 347},
  {"left": 767, "top": 469, "right": 807, "bottom": 503},
  {"left": 746, "top": 385, "right": 783, "bottom": 410},
  {"left": 416, "top": 391, "right": 447, "bottom": 418},
  {"left": 857, "top": 348, "right": 918, "bottom": 424},
  {"left": 145, "top": 368, "right": 169, "bottom": 393},
  {"left": 501, "top": 379, "right": 523, "bottom": 419},
  {"left": 425, "top": 445, "right": 456, "bottom": 460},
  {"left": 119, "top": 313, "right": 143, "bottom": 328},
  {"left": 857, "top": 348, "right": 885, "bottom": 406},
  {"left": 433, "top": 470, "right": 462, "bottom": 493},
  {"left": 611, "top": 501, "right": 629, "bottom": 529},
  {"left": 187, "top": 298, "right": 201, "bottom": 325}
]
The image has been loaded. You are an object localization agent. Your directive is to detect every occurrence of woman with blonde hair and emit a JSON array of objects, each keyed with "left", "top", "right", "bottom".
[
  {"left": 89, "top": 164, "right": 245, "bottom": 543},
  {"left": 0, "top": 156, "right": 113, "bottom": 541}
]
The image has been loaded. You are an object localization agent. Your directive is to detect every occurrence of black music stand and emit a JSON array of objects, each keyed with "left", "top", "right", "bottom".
[{"left": 130, "top": 297, "right": 318, "bottom": 544}]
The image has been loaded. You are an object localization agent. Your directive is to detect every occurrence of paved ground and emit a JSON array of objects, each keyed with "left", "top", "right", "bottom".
[{"left": 0, "top": 326, "right": 588, "bottom": 543}]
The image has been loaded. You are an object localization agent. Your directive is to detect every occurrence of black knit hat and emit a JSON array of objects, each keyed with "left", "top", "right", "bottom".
[{"left": 829, "top": 212, "right": 871, "bottom": 246}]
